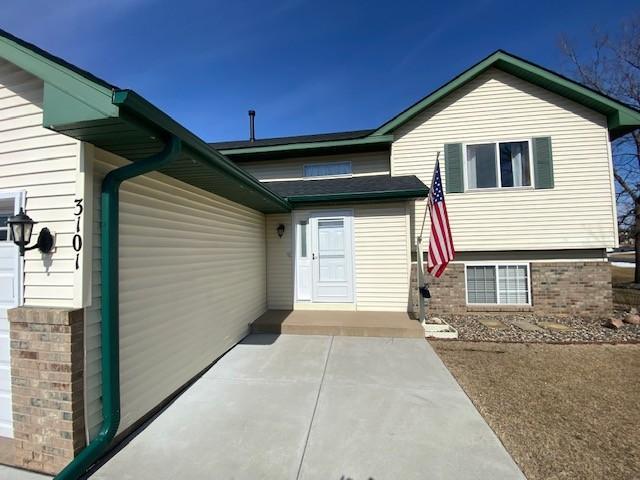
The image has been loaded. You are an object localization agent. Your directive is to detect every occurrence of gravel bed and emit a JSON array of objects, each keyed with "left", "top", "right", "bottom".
[{"left": 436, "top": 310, "right": 640, "bottom": 343}]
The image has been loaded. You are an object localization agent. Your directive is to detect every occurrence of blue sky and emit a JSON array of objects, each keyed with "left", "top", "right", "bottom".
[{"left": 3, "top": 0, "right": 638, "bottom": 142}]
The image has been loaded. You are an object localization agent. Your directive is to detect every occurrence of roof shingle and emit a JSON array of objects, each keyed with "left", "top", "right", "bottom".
[{"left": 263, "top": 174, "right": 428, "bottom": 203}]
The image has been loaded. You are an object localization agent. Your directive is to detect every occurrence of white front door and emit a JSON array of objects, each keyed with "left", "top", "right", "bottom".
[
  {"left": 0, "top": 192, "right": 22, "bottom": 438},
  {"left": 310, "top": 212, "right": 354, "bottom": 303}
]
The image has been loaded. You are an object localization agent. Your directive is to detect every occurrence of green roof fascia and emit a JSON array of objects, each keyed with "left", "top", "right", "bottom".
[
  {"left": 0, "top": 30, "right": 291, "bottom": 213},
  {"left": 220, "top": 134, "right": 394, "bottom": 157},
  {"left": 285, "top": 188, "right": 429, "bottom": 204},
  {"left": 372, "top": 50, "right": 640, "bottom": 140},
  {"left": 0, "top": 32, "right": 118, "bottom": 126},
  {"left": 112, "top": 90, "right": 292, "bottom": 213}
]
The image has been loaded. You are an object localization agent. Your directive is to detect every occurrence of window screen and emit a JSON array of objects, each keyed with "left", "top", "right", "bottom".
[
  {"left": 466, "top": 264, "right": 530, "bottom": 305},
  {"left": 498, "top": 265, "right": 529, "bottom": 304},
  {"left": 466, "top": 266, "right": 497, "bottom": 303}
]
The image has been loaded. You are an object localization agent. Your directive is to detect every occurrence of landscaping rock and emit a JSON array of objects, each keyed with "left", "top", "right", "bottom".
[
  {"left": 624, "top": 313, "right": 640, "bottom": 325},
  {"left": 436, "top": 310, "right": 640, "bottom": 343},
  {"left": 538, "top": 321, "right": 575, "bottom": 332},
  {"left": 479, "top": 319, "right": 508, "bottom": 330},
  {"left": 513, "top": 320, "right": 545, "bottom": 332},
  {"left": 605, "top": 318, "right": 624, "bottom": 329}
]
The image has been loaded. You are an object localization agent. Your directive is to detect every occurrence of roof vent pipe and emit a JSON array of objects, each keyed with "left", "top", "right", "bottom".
[{"left": 248, "top": 110, "right": 256, "bottom": 142}]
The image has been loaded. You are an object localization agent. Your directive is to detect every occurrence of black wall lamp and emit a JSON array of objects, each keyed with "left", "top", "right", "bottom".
[
  {"left": 277, "top": 224, "right": 285, "bottom": 238},
  {"left": 8, "top": 208, "right": 55, "bottom": 256}
]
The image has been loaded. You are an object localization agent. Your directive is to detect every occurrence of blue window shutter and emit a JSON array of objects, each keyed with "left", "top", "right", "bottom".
[
  {"left": 444, "top": 143, "right": 464, "bottom": 193},
  {"left": 533, "top": 137, "right": 554, "bottom": 189}
]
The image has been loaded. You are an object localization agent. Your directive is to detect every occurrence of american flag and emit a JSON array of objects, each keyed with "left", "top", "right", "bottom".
[{"left": 427, "top": 159, "right": 455, "bottom": 278}]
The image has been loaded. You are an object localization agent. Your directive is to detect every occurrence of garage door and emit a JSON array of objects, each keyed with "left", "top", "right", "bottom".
[{"left": 0, "top": 193, "right": 21, "bottom": 438}]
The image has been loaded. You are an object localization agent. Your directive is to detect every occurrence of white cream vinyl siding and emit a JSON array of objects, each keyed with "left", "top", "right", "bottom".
[
  {"left": 85, "top": 147, "right": 267, "bottom": 438},
  {"left": 354, "top": 203, "right": 410, "bottom": 311},
  {"left": 0, "top": 59, "right": 80, "bottom": 308},
  {"left": 239, "top": 151, "right": 390, "bottom": 182},
  {"left": 266, "top": 213, "right": 293, "bottom": 309},
  {"left": 391, "top": 68, "right": 617, "bottom": 251},
  {"left": 266, "top": 204, "right": 410, "bottom": 312}
]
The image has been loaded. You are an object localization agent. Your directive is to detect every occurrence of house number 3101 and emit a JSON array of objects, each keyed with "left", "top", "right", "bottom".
[{"left": 74, "top": 198, "right": 83, "bottom": 270}]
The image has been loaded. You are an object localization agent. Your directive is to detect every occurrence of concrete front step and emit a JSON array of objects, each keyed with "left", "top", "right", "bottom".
[{"left": 251, "top": 310, "right": 424, "bottom": 338}]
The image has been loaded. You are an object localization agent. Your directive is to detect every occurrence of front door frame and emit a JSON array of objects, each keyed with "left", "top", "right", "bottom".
[{"left": 293, "top": 208, "right": 356, "bottom": 306}]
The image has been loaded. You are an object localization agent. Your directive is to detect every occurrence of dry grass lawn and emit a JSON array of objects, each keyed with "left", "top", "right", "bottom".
[{"left": 432, "top": 341, "right": 640, "bottom": 480}]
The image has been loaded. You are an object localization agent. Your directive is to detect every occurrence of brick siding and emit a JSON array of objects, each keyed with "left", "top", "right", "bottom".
[
  {"left": 411, "top": 261, "right": 612, "bottom": 319},
  {"left": 8, "top": 307, "right": 85, "bottom": 475}
]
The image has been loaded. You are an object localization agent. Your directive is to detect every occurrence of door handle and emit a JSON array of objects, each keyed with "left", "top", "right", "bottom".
[{"left": 312, "top": 253, "right": 316, "bottom": 260}]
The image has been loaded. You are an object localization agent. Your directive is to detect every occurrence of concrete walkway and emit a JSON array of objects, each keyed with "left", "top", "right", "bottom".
[
  {"left": 92, "top": 335, "right": 525, "bottom": 480},
  {"left": 0, "top": 465, "right": 50, "bottom": 480}
]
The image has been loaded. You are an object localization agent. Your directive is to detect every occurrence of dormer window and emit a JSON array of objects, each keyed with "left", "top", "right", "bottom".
[{"left": 303, "top": 161, "right": 352, "bottom": 179}]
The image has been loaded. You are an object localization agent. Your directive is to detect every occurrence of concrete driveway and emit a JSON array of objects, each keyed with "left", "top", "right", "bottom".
[{"left": 92, "top": 334, "right": 525, "bottom": 479}]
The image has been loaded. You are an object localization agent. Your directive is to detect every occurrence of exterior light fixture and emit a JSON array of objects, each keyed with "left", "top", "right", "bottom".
[
  {"left": 8, "top": 208, "right": 54, "bottom": 256},
  {"left": 277, "top": 224, "right": 285, "bottom": 238}
]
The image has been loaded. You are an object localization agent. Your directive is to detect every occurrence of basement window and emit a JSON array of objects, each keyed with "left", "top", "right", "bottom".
[
  {"left": 303, "top": 161, "right": 352, "bottom": 179},
  {"left": 466, "top": 264, "right": 531, "bottom": 305}
]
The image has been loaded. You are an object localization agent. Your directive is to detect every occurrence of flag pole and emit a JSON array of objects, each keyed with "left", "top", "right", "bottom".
[
  {"left": 416, "top": 235, "right": 426, "bottom": 324},
  {"left": 417, "top": 152, "right": 440, "bottom": 325}
]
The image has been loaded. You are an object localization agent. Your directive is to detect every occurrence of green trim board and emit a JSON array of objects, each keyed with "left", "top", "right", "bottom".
[
  {"left": 111, "top": 90, "right": 291, "bottom": 213},
  {"left": 285, "top": 188, "right": 429, "bottom": 204},
  {"left": 372, "top": 50, "right": 640, "bottom": 139},
  {"left": 220, "top": 134, "right": 394, "bottom": 159},
  {"left": 0, "top": 29, "right": 119, "bottom": 127}
]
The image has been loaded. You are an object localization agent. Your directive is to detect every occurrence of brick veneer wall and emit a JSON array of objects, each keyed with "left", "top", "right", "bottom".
[
  {"left": 530, "top": 262, "right": 613, "bottom": 316},
  {"left": 8, "top": 307, "right": 85, "bottom": 475},
  {"left": 411, "top": 261, "right": 613, "bottom": 319}
]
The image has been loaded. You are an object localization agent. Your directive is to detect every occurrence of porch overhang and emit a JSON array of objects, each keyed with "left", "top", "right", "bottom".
[{"left": 264, "top": 174, "right": 429, "bottom": 205}]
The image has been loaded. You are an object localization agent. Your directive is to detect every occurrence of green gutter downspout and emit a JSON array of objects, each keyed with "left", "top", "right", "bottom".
[{"left": 54, "top": 136, "right": 182, "bottom": 480}]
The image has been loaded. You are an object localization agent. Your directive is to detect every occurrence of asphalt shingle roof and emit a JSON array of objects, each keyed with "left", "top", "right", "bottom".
[
  {"left": 263, "top": 174, "right": 428, "bottom": 202},
  {"left": 209, "top": 129, "right": 375, "bottom": 150}
]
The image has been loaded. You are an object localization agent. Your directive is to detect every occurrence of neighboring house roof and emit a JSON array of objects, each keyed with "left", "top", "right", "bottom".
[
  {"left": 217, "top": 50, "right": 640, "bottom": 160},
  {"left": 264, "top": 175, "right": 429, "bottom": 204},
  {"left": 0, "top": 28, "right": 291, "bottom": 213}
]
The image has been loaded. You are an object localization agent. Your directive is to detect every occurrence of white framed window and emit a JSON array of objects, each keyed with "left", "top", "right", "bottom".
[
  {"left": 464, "top": 140, "right": 532, "bottom": 190},
  {"left": 465, "top": 263, "right": 531, "bottom": 305},
  {"left": 0, "top": 197, "right": 15, "bottom": 242},
  {"left": 303, "top": 161, "right": 352, "bottom": 179}
]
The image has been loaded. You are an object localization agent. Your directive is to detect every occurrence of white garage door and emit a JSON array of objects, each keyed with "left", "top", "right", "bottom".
[{"left": 0, "top": 193, "right": 21, "bottom": 438}]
